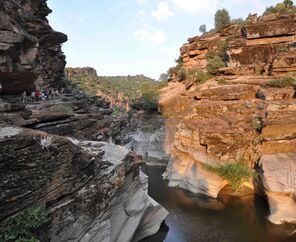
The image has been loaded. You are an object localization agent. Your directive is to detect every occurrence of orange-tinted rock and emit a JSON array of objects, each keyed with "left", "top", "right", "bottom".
[{"left": 175, "top": 13, "right": 296, "bottom": 78}]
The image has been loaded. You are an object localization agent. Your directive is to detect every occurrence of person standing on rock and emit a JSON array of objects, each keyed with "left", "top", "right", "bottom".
[
  {"left": 31, "top": 91, "right": 35, "bottom": 103},
  {"left": 22, "top": 91, "right": 27, "bottom": 103},
  {"left": 50, "top": 89, "right": 54, "bottom": 99},
  {"left": 55, "top": 89, "right": 59, "bottom": 99}
]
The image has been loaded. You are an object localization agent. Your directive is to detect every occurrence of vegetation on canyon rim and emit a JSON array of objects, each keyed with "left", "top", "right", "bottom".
[
  {"left": 0, "top": 207, "right": 47, "bottom": 242},
  {"left": 66, "top": 71, "right": 161, "bottom": 111},
  {"left": 169, "top": 0, "right": 296, "bottom": 85},
  {"left": 263, "top": 0, "right": 296, "bottom": 15},
  {"left": 205, "top": 160, "right": 257, "bottom": 191},
  {"left": 264, "top": 77, "right": 296, "bottom": 88}
]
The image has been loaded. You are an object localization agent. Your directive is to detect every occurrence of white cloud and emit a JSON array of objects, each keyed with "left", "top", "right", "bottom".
[
  {"left": 152, "top": 1, "right": 174, "bottom": 21},
  {"left": 150, "top": 30, "right": 166, "bottom": 44},
  {"left": 138, "top": 0, "right": 148, "bottom": 5},
  {"left": 134, "top": 24, "right": 166, "bottom": 44},
  {"left": 170, "top": 0, "right": 219, "bottom": 15},
  {"left": 138, "top": 9, "right": 146, "bottom": 17}
]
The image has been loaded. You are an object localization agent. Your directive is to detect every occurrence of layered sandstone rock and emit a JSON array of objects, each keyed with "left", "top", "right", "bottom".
[
  {"left": 0, "top": 0, "right": 67, "bottom": 94},
  {"left": 176, "top": 13, "right": 296, "bottom": 78},
  {"left": 0, "top": 1, "right": 168, "bottom": 240},
  {"left": 162, "top": 13, "right": 296, "bottom": 225},
  {"left": 0, "top": 127, "right": 168, "bottom": 241}
]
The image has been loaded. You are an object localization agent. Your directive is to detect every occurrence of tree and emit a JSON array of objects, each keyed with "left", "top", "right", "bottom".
[
  {"left": 199, "top": 24, "right": 207, "bottom": 34},
  {"left": 284, "top": 0, "right": 293, "bottom": 7},
  {"left": 159, "top": 73, "right": 168, "bottom": 82},
  {"left": 215, "top": 9, "right": 230, "bottom": 30},
  {"left": 139, "top": 82, "right": 159, "bottom": 111}
]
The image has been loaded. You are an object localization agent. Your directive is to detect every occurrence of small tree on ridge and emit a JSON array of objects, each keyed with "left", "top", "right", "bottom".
[
  {"left": 215, "top": 9, "right": 230, "bottom": 31},
  {"left": 199, "top": 24, "right": 207, "bottom": 34}
]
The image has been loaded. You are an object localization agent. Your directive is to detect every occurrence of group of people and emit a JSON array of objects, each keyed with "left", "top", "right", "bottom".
[
  {"left": 22, "top": 88, "right": 64, "bottom": 103},
  {"left": 0, "top": 82, "right": 66, "bottom": 104}
]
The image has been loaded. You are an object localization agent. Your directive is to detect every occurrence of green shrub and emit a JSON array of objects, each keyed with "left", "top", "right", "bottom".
[
  {"left": 217, "top": 79, "right": 227, "bottom": 85},
  {"left": 252, "top": 116, "right": 263, "bottom": 133},
  {"left": 139, "top": 81, "right": 159, "bottom": 111},
  {"left": 275, "top": 46, "right": 289, "bottom": 53},
  {"left": 177, "top": 68, "right": 187, "bottom": 81},
  {"left": 112, "top": 106, "right": 124, "bottom": 116},
  {"left": 264, "top": 77, "right": 295, "bottom": 88},
  {"left": 205, "top": 161, "right": 256, "bottom": 191},
  {"left": 158, "top": 80, "right": 169, "bottom": 89},
  {"left": 0, "top": 207, "right": 47, "bottom": 242},
  {"left": 217, "top": 40, "right": 229, "bottom": 61},
  {"left": 187, "top": 68, "right": 210, "bottom": 83},
  {"left": 50, "top": 104, "right": 73, "bottom": 114},
  {"left": 263, "top": 1, "right": 296, "bottom": 15},
  {"left": 215, "top": 9, "right": 231, "bottom": 31},
  {"left": 206, "top": 56, "right": 225, "bottom": 75},
  {"left": 199, "top": 24, "right": 207, "bottom": 34}
]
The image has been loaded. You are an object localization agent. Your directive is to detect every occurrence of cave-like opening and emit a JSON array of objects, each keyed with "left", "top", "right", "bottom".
[{"left": 0, "top": 72, "right": 36, "bottom": 95}]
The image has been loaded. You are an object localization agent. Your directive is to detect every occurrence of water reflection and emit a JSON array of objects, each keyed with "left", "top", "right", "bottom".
[{"left": 140, "top": 165, "right": 296, "bottom": 242}]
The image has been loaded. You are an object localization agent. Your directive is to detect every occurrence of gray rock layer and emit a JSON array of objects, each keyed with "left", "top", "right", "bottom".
[
  {"left": 0, "top": 128, "right": 168, "bottom": 241},
  {"left": 0, "top": 0, "right": 67, "bottom": 94}
]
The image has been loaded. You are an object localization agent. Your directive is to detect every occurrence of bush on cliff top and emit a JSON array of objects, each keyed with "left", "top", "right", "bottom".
[
  {"left": 205, "top": 161, "right": 256, "bottom": 191},
  {"left": 264, "top": 77, "right": 296, "bottom": 88},
  {"left": 263, "top": 0, "right": 296, "bottom": 15},
  {"left": 0, "top": 207, "right": 47, "bottom": 242},
  {"left": 215, "top": 9, "right": 231, "bottom": 30}
]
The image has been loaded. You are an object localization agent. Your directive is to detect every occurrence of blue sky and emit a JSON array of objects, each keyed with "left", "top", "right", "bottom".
[{"left": 47, "top": 0, "right": 280, "bottom": 79}]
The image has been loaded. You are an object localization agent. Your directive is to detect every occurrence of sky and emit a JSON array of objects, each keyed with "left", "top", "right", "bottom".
[{"left": 47, "top": 0, "right": 281, "bottom": 80}]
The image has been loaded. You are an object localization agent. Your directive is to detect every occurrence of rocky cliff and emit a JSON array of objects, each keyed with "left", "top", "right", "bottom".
[
  {"left": 161, "top": 13, "right": 296, "bottom": 225},
  {"left": 0, "top": 1, "right": 168, "bottom": 241},
  {"left": 66, "top": 67, "right": 98, "bottom": 78},
  {"left": 178, "top": 13, "right": 296, "bottom": 79},
  {"left": 0, "top": 0, "right": 67, "bottom": 94}
]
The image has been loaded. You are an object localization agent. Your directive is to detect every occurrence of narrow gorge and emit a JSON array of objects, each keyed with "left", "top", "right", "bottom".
[
  {"left": 1, "top": 0, "right": 296, "bottom": 242},
  {"left": 0, "top": 1, "right": 167, "bottom": 241}
]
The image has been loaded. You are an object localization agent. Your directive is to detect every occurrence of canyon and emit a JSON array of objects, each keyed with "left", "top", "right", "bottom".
[
  {"left": 1, "top": 0, "right": 296, "bottom": 241},
  {"left": 160, "top": 12, "right": 296, "bottom": 226},
  {"left": 0, "top": 1, "right": 167, "bottom": 241}
]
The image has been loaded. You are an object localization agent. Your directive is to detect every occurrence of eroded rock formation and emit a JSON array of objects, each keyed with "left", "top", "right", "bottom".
[
  {"left": 0, "top": 0, "right": 168, "bottom": 241},
  {"left": 178, "top": 13, "right": 296, "bottom": 78},
  {"left": 0, "top": 0, "right": 67, "bottom": 94},
  {"left": 161, "top": 13, "right": 296, "bottom": 225},
  {"left": 0, "top": 126, "right": 168, "bottom": 241}
]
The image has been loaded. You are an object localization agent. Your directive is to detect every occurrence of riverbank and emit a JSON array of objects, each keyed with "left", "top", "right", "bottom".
[{"left": 141, "top": 165, "right": 296, "bottom": 242}]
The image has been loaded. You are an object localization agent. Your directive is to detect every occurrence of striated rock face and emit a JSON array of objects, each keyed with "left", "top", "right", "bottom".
[
  {"left": 178, "top": 13, "right": 296, "bottom": 78},
  {"left": 0, "top": 1, "right": 168, "bottom": 240},
  {"left": 162, "top": 13, "right": 296, "bottom": 225},
  {"left": 0, "top": 0, "right": 67, "bottom": 94},
  {"left": 128, "top": 113, "right": 170, "bottom": 166},
  {"left": 0, "top": 127, "right": 168, "bottom": 241}
]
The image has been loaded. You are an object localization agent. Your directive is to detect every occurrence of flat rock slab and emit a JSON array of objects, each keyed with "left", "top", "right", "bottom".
[
  {"left": 260, "top": 153, "right": 296, "bottom": 193},
  {"left": 267, "top": 193, "right": 296, "bottom": 224}
]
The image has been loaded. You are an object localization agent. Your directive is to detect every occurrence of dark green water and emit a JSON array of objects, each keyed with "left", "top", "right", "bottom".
[{"left": 141, "top": 166, "right": 296, "bottom": 242}]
